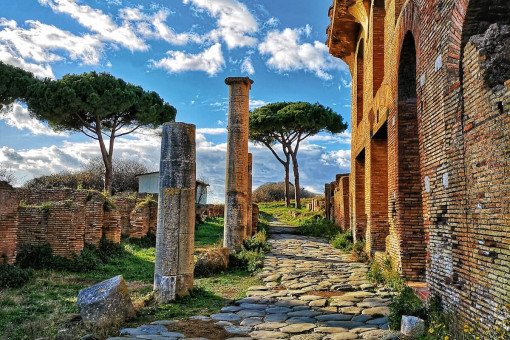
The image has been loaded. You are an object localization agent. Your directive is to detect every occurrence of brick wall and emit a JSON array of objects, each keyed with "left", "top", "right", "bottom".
[
  {"left": 326, "top": 0, "right": 510, "bottom": 329},
  {"left": 0, "top": 187, "right": 158, "bottom": 262}
]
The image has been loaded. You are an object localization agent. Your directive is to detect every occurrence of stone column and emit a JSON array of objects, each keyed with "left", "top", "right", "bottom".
[
  {"left": 223, "top": 77, "right": 253, "bottom": 252},
  {"left": 154, "top": 122, "right": 196, "bottom": 303},
  {"left": 246, "top": 153, "right": 253, "bottom": 238}
]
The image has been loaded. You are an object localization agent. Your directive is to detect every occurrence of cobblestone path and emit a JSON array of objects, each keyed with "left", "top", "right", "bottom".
[{"left": 113, "top": 233, "right": 401, "bottom": 340}]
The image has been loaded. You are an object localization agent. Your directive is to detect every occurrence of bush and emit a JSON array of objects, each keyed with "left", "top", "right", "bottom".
[
  {"left": 230, "top": 249, "right": 265, "bottom": 273},
  {"left": 351, "top": 241, "right": 368, "bottom": 262},
  {"left": 194, "top": 247, "right": 229, "bottom": 277},
  {"left": 253, "top": 182, "right": 315, "bottom": 203},
  {"left": 243, "top": 230, "right": 270, "bottom": 252},
  {"left": 297, "top": 218, "right": 340, "bottom": 240},
  {"left": 16, "top": 244, "right": 54, "bottom": 269},
  {"left": 15, "top": 238, "right": 124, "bottom": 273},
  {"left": 331, "top": 231, "right": 353, "bottom": 251},
  {"left": 388, "top": 285, "right": 427, "bottom": 329},
  {"left": 126, "top": 232, "right": 156, "bottom": 248},
  {"left": 0, "top": 264, "right": 33, "bottom": 288}
]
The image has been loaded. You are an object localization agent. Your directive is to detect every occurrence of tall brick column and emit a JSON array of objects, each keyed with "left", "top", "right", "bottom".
[
  {"left": 223, "top": 77, "right": 253, "bottom": 252},
  {"left": 246, "top": 152, "right": 253, "bottom": 238},
  {"left": 154, "top": 122, "right": 196, "bottom": 303}
]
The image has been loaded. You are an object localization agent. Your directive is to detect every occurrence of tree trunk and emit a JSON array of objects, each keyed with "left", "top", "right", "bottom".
[
  {"left": 284, "top": 162, "right": 291, "bottom": 207},
  {"left": 95, "top": 120, "right": 114, "bottom": 195},
  {"left": 291, "top": 152, "right": 301, "bottom": 209}
]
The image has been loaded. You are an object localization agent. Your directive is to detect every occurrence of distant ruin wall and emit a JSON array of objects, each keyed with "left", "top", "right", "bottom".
[{"left": 0, "top": 185, "right": 158, "bottom": 263}]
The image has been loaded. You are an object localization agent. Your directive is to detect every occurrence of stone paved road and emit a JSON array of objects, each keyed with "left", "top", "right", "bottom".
[{"left": 111, "top": 232, "right": 401, "bottom": 340}]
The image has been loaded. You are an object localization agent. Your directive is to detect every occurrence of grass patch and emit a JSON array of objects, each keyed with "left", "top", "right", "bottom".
[
  {"left": 258, "top": 200, "right": 320, "bottom": 226},
  {"left": 0, "top": 218, "right": 261, "bottom": 340},
  {"left": 296, "top": 218, "right": 340, "bottom": 240},
  {"left": 195, "top": 217, "right": 224, "bottom": 250}
]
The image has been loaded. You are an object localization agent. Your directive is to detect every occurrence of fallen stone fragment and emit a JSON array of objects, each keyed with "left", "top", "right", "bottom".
[
  {"left": 401, "top": 315, "right": 425, "bottom": 338},
  {"left": 77, "top": 275, "right": 135, "bottom": 327}
]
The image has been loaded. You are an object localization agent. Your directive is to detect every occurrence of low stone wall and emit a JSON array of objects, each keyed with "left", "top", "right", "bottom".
[{"left": 0, "top": 183, "right": 158, "bottom": 264}]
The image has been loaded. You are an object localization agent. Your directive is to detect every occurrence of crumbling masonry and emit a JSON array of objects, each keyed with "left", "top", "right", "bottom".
[{"left": 326, "top": 0, "right": 509, "bottom": 329}]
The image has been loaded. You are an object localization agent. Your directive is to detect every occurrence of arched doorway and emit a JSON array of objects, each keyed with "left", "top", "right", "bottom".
[{"left": 395, "top": 32, "right": 426, "bottom": 280}]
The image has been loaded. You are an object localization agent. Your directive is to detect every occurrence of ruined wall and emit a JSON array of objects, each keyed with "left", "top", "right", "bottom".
[
  {"left": 327, "top": 0, "right": 510, "bottom": 329},
  {"left": 332, "top": 175, "right": 350, "bottom": 231},
  {"left": 0, "top": 186, "right": 158, "bottom": 263}
]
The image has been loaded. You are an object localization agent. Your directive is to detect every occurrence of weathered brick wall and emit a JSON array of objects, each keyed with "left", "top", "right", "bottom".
[
  {"left": 327, "top": 0, "right": 510, "bottom": 329},
  {"left": 0, "top": 183, "right": 19, "bottom": 264},
  {"left": 332, "top": 175, "right": 350, "bottom": 231},
  {"left": 0, "top": 187, "right": 159, "bottom": 262}
]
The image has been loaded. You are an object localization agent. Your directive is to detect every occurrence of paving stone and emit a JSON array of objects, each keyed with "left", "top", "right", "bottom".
[
  {"left": 236, "top": 310, "right": 266, "bottom": 318},
  {"left": 239, "top": 303, "right": 268, "bottom": 310},
  {"left": 316, "top": 314, "right": 352, "bottom": 321},
  {"left": 240, "top": 317, "right": 263, "bottom": 326},
  {"left": 160, "top": 332, "right": 184, "bottom": 338},
  {"left": 308, "top": 299, "right": 327, "bottom": 307},
  {"left": 266, "top": 306, "right": 292, "bottom": 314},
  {"left": 287, "top": 310, "right": 321, "bottom": 317},
  {"left": 264, "top": 314, "right": 289, "bottom": 322},
  {"left": 358, "top": 329, "right": 400, "bottom": 339},
  {"left": 313, "top": 326, "right": 349, "bottom": 334},
  {"left": 351, "top": 315, "right": 372, "bottom": 323},
  {"left": 361, "top": 307, "right": 390, "bottom": 316},
  {"left": 286, "top": 317, "right": 317, "bottom": 324},
  {"left": 340, "top": 307, "right": 364, "bottom": 314},
  {"left": 224, "top": 326, "right": 252, "bottom": 335},
  {"left": 120, "top": 325, "right": 167, "bottom": 336},
  {"left": 280, "top": 323, "right": 316, "bottom": 333},
  {"left": 290, "top": 334, "right": 325, "bottom": 340},
  {"left": 321, "top": 321, "right": 365, "bottom": 329},
  {"left": 254, "top": 322, "right": 288, "bottom": 330},
  {"left": 221, "top": 306, "right": 243, "bottom": 312},
  {"left": 323, "top": 332, "right": 359, "bottom": 339},
  {"left": 210, "top": 313, "right": 241, "bottom": 322},
  {"left": 249, "top": 330, "right": 288, "bottom": 339},
  {"left": 366, "top": 316, "right": 388, "bottom": 325}
]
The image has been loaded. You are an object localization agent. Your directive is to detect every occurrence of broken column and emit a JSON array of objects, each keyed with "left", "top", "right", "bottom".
[
  {"left": 246, "top": 152, "right": 253, "bottom": 238},
  {"left": 154, "top": 122, "right": 196, "bottom": 303},
  {"left": 223, "top": 77, "right": 253, "bottom": 252}
]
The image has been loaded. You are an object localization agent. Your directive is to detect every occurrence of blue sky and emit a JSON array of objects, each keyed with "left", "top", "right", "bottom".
[{"left": 0, "top": 0, "right": 352, "bottom": 202}]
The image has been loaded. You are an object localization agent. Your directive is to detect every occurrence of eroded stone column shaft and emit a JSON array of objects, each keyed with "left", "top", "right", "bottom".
[
  {"left": 223, "top": 77, "right": 253, "bottom": 252},
  {"left": 154, "top": 122, "right": 196, "bottom": 303},
  {"left": 246, "top": 153, "right": 253, "bottom": 238}
]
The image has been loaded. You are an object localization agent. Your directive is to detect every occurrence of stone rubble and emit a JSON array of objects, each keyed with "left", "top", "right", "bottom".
[{"left": 110, "top": 233, "right": 401, "bottom": 339}]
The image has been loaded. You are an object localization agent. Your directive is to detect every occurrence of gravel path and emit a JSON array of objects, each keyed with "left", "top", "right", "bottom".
[{"left": 111, "top": 232, "right": 401, "bottom": 339}]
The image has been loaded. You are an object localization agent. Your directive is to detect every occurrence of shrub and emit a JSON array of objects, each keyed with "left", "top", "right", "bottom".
[
  {"left": 243, "top": 230, "right": 270, "bottom": 252},
  {"left": 194, "top": 247, "right": 229, "bottom": 277},
  {"left": 351, "top": 241, "right": 369, "bottom": 262},
  {"left": 15, "top": 238, "right": 124, "bottom": 273},
  {"left": 0, "top": 264, "right": 33, "bottom": 288},
  {"left": 331, "top": 231, "right": 353, "bottom": 251},
  {"left": 16, "top": 244, "right": 54, "bottom": 269},
  {"left": 388, "top": 285, "right": 427, "bottom": 329},
  {"left": 230, "top": 249, "right": 265, "bottom": 273},
  {"left": 126, "top": 232, "right": 156, "bottom": 248},
  {"left": 297, "top": 218, "right": 340, "bottom": 240}
]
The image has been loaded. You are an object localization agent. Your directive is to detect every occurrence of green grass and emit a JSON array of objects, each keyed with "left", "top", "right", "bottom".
[
  {"left": 0, "top": 217, "right": 260, "bottom": 340},
  {"left": 195, "top": 217, "right": 224, "bottom": 249},
  {"left": 258, "top": 199, "right": 321, "bottom": 226}
]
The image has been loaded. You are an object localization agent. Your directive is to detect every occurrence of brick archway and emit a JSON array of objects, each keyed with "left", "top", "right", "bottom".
[{"left": 394, "top": 31, "right": 426, "bottom": 280}]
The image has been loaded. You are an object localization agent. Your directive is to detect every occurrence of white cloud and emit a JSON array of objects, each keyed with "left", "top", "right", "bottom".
[
  {"left": 152, "top": 43, "right": 225, "bottom": 75},
  {"left": 306, "top": 131, "right": 351, "bottom": 144},
  {"left": 259, "top": 25, "right": 347, "bottom": 80},
  {"left": 249, "top": 99, "right": 268, "bottom": 109},
  {"left": 147, "top": 9, "right": 203, "bottom": 45},
  {"left": 39, "top": 0, "right": 147, "bottom": 51},
  {"left": 0, "top": 18, "right": 102, "bottom": 77},
  {"left": 196, "top": 127, "right": 226, "bottom": 135},
  {"left": 241, "top": 56, "right": 255, "bottom": 75},
  {"left": 320, "top": 149, "right": 351, "bottom": 167},
  {"left": 183, "top": 0, "right": 258, "bottom": 49},
  {"left": 0, "top": 103, "right": 67, "bottom": 136}
]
